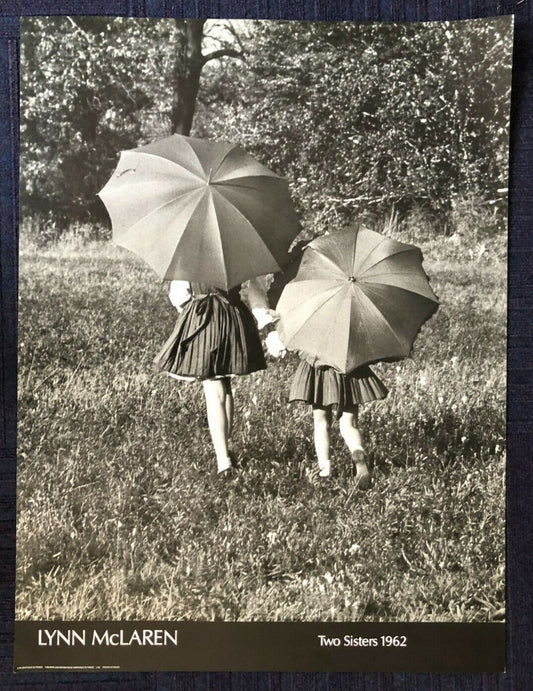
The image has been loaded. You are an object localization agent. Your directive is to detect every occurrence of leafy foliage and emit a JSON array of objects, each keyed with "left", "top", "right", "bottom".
[
  {"left": 20, "top": 17, "right": 512, "bottom": 235},
  {"left": 20, "top": 17, "right": 175, "bottom": 225},
  {"left": 197, "top": 18, "right": 512, "bottom": 234}
]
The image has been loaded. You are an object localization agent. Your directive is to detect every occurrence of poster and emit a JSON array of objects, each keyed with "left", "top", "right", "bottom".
[{"left": 3, "top": 10, "right": 519, "bottom": 677}]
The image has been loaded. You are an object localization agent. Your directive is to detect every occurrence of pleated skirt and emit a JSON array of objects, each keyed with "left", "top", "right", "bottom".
[
  {"left": 154, "top": 294, "right": 266, "bottom": 379},
  {"left": 289, "top": 358, "right": 388, "bottom": 416}
]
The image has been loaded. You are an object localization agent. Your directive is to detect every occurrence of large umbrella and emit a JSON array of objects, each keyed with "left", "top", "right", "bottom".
[
  {"left": 98, "top": 134, "right": 300, "bottom": 290},
  {"left": 276, "top": 225, "right": 439, "bottom": 373}
]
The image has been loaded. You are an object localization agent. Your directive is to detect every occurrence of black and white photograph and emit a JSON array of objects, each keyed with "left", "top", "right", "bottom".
[{"left": 15, "top": 15, "right": 512, "bottom": 671}]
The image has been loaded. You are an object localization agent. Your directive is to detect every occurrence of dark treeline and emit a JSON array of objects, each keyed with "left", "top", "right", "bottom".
[{"left": 20, "top": 17, "right": 512, "bottom": 236}]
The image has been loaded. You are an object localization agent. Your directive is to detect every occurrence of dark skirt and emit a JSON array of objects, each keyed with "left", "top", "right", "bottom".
[
  {"left": 289, "top": 358, "right": 388, "bottom": 417},
  {"left": 154, "top": 292, "right": 266, "bottom": 379}
]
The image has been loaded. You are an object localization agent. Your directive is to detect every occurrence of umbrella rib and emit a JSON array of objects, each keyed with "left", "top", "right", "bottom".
[
  {"left": 358, "top": 247, "right": 420, "bottom": 275},
  {"left": 134, "top": 150, "right": 207, "bottom": 182},
  {"left": 162, "top": 190, "right": 228, "bottom": 286},
  {"left": 211, "top": 188, "right": 280, "bottom": 267},
  {"left": 354, "top": 234, "right": 389, "bottom": 270},
  {"left": 362, "top": 282, "right": 438, "bottom": 312},
  {"left": 101, "top": 176, "right": 194, "bottom": 194},
  {"left": 117, "top": 188, "right": 205, "bottom": 238},
  {"left": 209, "top": 192, "right": 229, "bottom": 288},
  {"left": 212, "top": 178, "right": 300, "bottom": 232},
  {"left": 207, "top": 145, "right": 236, "bottom": 181},
  {"left": 303, "top": 248, "right": 347, "bottom": 279},
  {"left": 353, "top": 288, "right": 412, "bottom": 353},
  {"left": 178, "top": 136, "right": 221, "bottom": 179},
  {"left": 357, "top": 284, "right": 434, "bottom": 348},
  {"left": 213, "top": 174, "right": 280, "bottom": 186},
  {"left": 360, "top": 273, "right": 438, "bottom": 300},
  {"left": 350, "top": 226, "right": 359, "bottom": 275},
  {"left": 283, "top": 283, "right": 348, "bottom": 341}
]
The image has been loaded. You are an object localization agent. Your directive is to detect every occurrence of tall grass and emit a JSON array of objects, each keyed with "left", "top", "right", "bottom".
[{"left": 16, "top": 222, "right": 506, "bottom": 622}]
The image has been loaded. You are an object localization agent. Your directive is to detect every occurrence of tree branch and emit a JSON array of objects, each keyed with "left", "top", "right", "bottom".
[
  {"left": 224, "top": 20, "right": 247, "bottom": 54},
  {"left": 66, "top": 15, "right": 92, "bottom": 42},
  {"left": 201, "top": 48, "right": 245, "bottom": 65}
]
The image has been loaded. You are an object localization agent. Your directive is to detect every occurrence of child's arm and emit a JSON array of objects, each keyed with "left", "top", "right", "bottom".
[
  {"left": 168, "top": 280, "right": 191, "bottom": 313},
  {"left": 247, "top": 277, "right": 287, "bottom": 357},
  {"left": 247, "top": 276, "right": 278, "bottom": 329}
]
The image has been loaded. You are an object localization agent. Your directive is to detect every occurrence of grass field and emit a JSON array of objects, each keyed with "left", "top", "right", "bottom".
[{"left": 16, "top": 226, "right": 506, "bottom": 622}]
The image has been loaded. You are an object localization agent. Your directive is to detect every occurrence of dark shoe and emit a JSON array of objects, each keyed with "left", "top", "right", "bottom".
[
  {"left": 352, "top": 449, "right": 371, "bottom": 491},
  {"left": 216, "top": 465, "right": 236, "bottom": 481}
]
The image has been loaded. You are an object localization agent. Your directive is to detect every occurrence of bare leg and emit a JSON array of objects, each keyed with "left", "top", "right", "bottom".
[
  {"left": 339, "top": 407, "right": 370, "bottom": 490},
  {"left": 312, "top": 405, "right": 332, "bottom": 477},
  {"left": 338, "top": 407, "right": 363, "bottom": 453},
  {"left": 203, "top": 378, "right": 231, "bottom": 473},
  {"left": 223, "top": 377, "right": 234, "bottom": 441}
]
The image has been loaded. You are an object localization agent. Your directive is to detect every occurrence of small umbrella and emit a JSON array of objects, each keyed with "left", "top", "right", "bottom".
[
  {"left": 276, "top": 225, "right": 439, "bottom": 373},
  {"left": 98, "top": 134, "right": 300, "bottom": 290}
]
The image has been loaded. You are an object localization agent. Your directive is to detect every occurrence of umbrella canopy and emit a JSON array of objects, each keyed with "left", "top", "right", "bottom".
[
  {"left": 98, "top": 134, "right": 300, "bottom": 290},
  {"left": 276, "top": 225, "right": 439, "bottom": 373}
]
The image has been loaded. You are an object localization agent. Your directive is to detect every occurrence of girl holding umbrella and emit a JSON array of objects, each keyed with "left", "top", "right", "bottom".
[
  {"left": 267, "top": 327, "right": 387, "bottom": 486},
  {"left": 268, "top": 225, "right": 439, "bottom": 486},
  {"left": 99, "top": 134, "right": 300, "bottom": 477},
  {"left": 153, "top": 276, "right": 274, "bottom": 476}
]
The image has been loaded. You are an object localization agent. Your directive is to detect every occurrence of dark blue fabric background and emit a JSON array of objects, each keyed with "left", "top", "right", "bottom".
[{"left": 1, "top": 1, "right": 531, "bottom": 688}]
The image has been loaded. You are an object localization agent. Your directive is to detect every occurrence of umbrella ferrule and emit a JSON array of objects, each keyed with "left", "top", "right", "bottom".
[{"left": 348, "top": 276, "right": 357, "bottom": 282}]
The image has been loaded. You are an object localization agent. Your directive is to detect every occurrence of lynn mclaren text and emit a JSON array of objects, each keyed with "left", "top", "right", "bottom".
[{"left": 37, "top": 628, "right": 179, "bottom": 647}]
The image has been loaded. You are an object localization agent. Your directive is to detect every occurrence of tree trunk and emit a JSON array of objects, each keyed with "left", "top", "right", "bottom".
[{"left": 171, "top": 19, "right": 206, "bottom": 136}]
